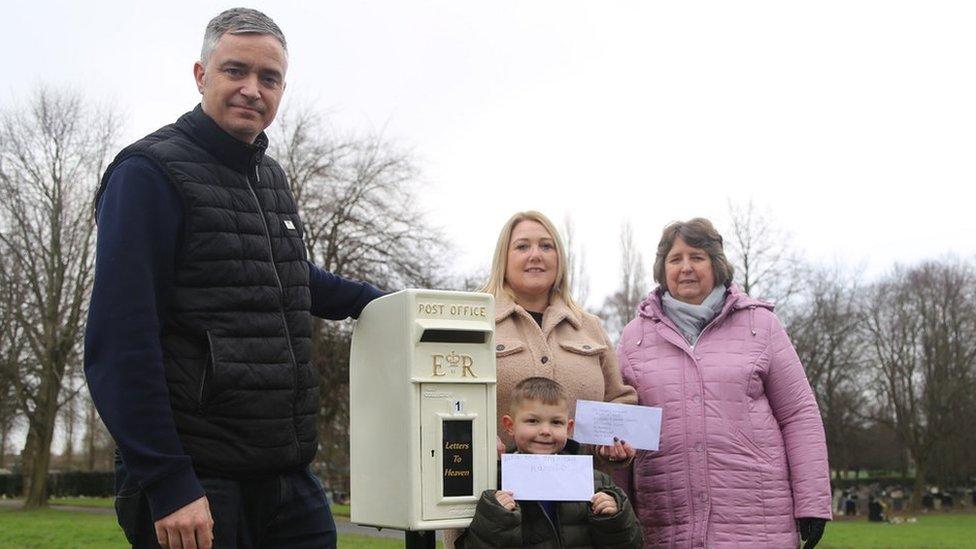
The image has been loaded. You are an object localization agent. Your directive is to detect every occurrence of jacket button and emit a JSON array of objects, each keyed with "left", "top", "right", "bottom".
[
  {"left": 699, "top": 492, "right": 708, "bottom": 502},
  {"left": 541, "top": 356, "right": 549, "bottom": 364},
  {"left": 582, "top": 344, "right": 591, "bottom": 350},
  {"left": 496, "top": 344, "right": 505, "bottom": 351},
  {"left": 692, "top": 394, "right": 701, "bottom": 404},
  {"left": 694, "top": 442, "right": 703, "bottom": 452}
]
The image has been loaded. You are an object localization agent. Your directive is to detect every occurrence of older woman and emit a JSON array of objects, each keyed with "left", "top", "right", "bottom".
[
  {"left": 614, "top": 218, "right": 831, "bottom": 549},
  {"left": 482, "top": 211, "right": 637, "bottom": 459}
]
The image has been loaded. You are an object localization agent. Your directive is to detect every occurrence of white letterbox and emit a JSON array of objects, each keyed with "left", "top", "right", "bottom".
[{"left": 350, "top": 289, "right": 497, "bottom": 530}]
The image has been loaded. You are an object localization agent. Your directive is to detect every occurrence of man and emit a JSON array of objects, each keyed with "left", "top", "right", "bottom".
[{"left": 84, "top": 8, "right": 382, "bottom": 548}]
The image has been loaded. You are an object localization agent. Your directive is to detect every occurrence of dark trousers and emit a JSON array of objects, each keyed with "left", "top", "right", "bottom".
[{"left": 116, "top": 468, "right": 337, "bottom": 548}]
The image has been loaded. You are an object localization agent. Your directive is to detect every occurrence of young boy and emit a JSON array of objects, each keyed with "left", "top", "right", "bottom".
[{"left": 458, "top": 377, "right": 643, "bottom": 548}]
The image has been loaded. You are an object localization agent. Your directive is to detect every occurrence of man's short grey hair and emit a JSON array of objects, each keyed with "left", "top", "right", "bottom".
[{"left": 200, "top": 8, "right": 287, "bottom": 67}]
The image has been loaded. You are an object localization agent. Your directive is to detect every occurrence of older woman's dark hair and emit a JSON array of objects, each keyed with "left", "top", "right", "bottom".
[{"left": 653, "top": 218, "right": 735, "bottom": 288}]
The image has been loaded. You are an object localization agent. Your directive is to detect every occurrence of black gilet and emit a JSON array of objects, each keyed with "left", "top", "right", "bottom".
[{"left": 96, "top": 106, "right": 316, "bottom": 477}]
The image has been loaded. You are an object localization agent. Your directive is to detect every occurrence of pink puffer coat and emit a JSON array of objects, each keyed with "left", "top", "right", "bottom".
[{"left": 613, "top": 285, "right": 831, "bottom": 548}]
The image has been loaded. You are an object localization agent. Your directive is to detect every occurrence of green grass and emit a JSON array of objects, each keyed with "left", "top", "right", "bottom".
[
  {"left": 0, "top": 507, "right": 128, "bottom": 548},
  {"left": 12, "top": 504, "right": 972, "bottom": 548},
  {"left": 0, "top": 507, "right": 426, "bottom": 548},
  {"left": 48, "top": 497, "right": 115, "bottom": 509},
  {"left": 339, "top": 534, "right": 432, "bottom": 548},
  {"left": 819, "top": 513, "right": 976, "bottom": 548}
]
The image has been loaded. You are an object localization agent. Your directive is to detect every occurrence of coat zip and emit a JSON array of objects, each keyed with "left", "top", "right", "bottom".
[
  {"left": 652, "top": 299, "right": 735, "bottom": 549},
  {"left": 536, "top": 501, "right": 565, "bottom": 547},
  {"left": 639, "top": 293, "right": 770, "bottom": 547},
  {"left": 198, "top": 331, "right": 215, "bottom": 412},
  {"left": 245, "top": 162, "right": 301, "bottom": 450}
]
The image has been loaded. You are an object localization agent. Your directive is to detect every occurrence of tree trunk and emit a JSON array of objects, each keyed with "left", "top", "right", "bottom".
[
  {"left": 900, "top": 448, "right": 911, "bottom": 485},
  {"left": 0, "top": 419, "right": 8, "bottom": 469},
  {"left": 20, "top": 426, "right": 36, "bottom": 497},
  {"left": 21, "top": 371, "right": 61, "bottom": 508},
  {"left": 86, "top": 399, "right": 97, "bottom": 471},
  {"left": 910, "top": 459, "right": 927, "bottom": 510},
  {"left": 62, "top": 398, "right": 75, "bottom": 470}
]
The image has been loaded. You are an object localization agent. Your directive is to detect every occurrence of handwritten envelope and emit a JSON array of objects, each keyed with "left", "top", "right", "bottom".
[
  {"left": 501, "top": 454, "right": 594, "bottom": 501},
  {"left": 573, "top": 400, "right": 662, "bottom": 451}
]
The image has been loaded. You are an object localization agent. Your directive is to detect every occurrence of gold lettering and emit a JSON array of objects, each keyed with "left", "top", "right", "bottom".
[
  {"left": 461, "top": 355, "right": 476, "bottom": 378},
  {"left": 419, "top": 302, "right": 488, "bottom": 318},
  {"left": 444, "top": 469, "right": 471, "bottom": 477},
  {"left": 432, "top": 355, "right": 446, "bottom": 377},
  {"left": 418, "top": 303, "right": 446, "bottom": 315},
  {"left": 444, "top": 442, "right": 471, "bottom": 450}
]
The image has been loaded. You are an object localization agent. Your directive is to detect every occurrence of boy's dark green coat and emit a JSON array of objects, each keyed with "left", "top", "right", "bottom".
[{"left": 457, "top": 443, "right": 643, "bottom": 549}]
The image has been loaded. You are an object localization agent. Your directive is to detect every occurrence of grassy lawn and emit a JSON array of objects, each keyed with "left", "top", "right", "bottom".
[
  {"left": 0, "top": 507, "right": 410, "bottom": 548},
  {"left": 48, "top": 496, "right": 115, "bottom": 509},
  {"left": 341, "top": 534, "right": 427, "bottom": 548},
  {"left": 0, "top": 507, "right": 128, "bottom": 548},
  {"left": 820, "top": 513, "right": 976, "bottom": 548},
  {"left": 6, "top": 503, "right": 971, "bottom": 548}
]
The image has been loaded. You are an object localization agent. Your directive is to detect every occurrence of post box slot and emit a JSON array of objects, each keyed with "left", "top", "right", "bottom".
[{"left": 420, "top": 329, "right": 488, "bottom": 344}]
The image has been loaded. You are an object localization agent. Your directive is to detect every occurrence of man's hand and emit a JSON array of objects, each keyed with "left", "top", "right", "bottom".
[
  {"left": 494, "top": 490, "right": 517, "bottom": 511},
  {"left": 597, "top": 437, "right": 636, "bottom": 464},
  {"left": 590, "top": 492, "right": 618, "bottom": 516},
  {"left": 154, "top": 496, "right": 214, "bottom": 549},
  {"left": 797, "top": 517, "right": 827, "bottom": 549}
]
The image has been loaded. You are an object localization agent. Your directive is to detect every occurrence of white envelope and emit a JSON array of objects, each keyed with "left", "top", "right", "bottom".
[
  {"left": 501, "top": 454, "right": 594, "bottom": 501},
  {"left": 573, "top": 399, "right": 662, "bottom": 451}
]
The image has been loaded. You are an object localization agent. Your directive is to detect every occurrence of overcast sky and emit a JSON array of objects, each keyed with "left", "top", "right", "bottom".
[{"left": 8, "top": 0, "right": 976, "bottom": 307}]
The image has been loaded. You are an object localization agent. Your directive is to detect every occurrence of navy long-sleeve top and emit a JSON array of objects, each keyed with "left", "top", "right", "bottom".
[{"left": 84, "top": 155, "right": 384, "bottom": 521}]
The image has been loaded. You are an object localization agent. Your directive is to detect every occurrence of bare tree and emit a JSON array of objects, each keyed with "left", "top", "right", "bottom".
[
  {"left": 81, "top": 394, "right": 113, "bottom": 471},
  {"left": 788, "top": 266, "right": 866, "bottom": 476},
  {"left": 725, "top": 200, "right": 805, "bottom": 312},
  {"left": 863, "top": 261, "right": 976, "bottom": 508},
  {"left": 0, "top": 88, "right": 118, "bottom": 506},
  {"left": 271, "top": 105, "right": 445, "bottom": 290},
  {"left": 0, "top": 403, "right": 18, "bottom": 470},
  {"left": 269, "top": 104, "right": 448, "bottom": 491},
  {"left": 562, "top": 215, "right": 590, "bottom": 309},
  {"left": 444, "top": 268, "right": 490, "bottom": 293},
  {"left": 0, "top": 245, "right": 26, "bottom": 470},
  {"left": 600, "top": 221, "right": 649, "bottom": 342},
  {"left": 56, "top": 373, "right": 84, "bottom": 470}
]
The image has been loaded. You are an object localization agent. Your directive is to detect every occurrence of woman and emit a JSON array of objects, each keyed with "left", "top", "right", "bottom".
[
  {"left": 482, "top": 211, "right": 637, "bottom": 459},
  {"left": 444, "top": 211, "right": 638, "bottom": 549},
  {"left": 614, "top": 218, "right": 831, "bottom": 548}
]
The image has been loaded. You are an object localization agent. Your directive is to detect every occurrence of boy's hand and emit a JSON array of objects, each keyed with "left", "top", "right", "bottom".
[
  {"left": 590, "top": 492, "right": 618, "bottom": 516},
  {"left": 597, "top": 437, "right": 635, "bottom": 463},
  {"left": 494, "top": 490, "right": 517, "bottom": 511}
]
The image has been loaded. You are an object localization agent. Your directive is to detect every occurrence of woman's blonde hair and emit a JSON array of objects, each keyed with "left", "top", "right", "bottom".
[{"left": 480, "top": 210, "right": 584, "bottom": 317}]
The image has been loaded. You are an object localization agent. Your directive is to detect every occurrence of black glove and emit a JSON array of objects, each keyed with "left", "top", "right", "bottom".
[{"left": 797, "top": 517, "right": 827, "bottom": 549}]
